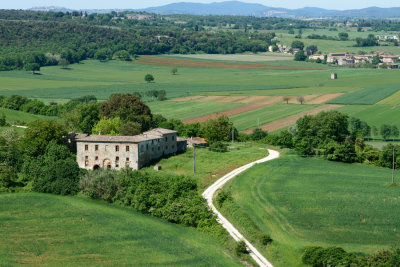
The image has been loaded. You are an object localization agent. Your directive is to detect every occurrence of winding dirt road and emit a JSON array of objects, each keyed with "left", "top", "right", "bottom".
[{"left": 202, "top": 149, "right": 280, "bottom": 267}]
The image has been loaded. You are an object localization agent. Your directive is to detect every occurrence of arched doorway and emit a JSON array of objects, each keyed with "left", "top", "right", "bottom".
[
  {"left": 93, "top": 165, "right": 100, "bottom": 170},
  {"left": 103, "top": 159, "right": 112, "bottom": 169}
]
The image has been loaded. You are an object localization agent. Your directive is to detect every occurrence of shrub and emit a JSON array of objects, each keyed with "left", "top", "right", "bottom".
[
  {"left": 235, "top": 240, "right": 247, "bottom": 256},
  {"left": 79, "top": 169, "right": 119, "bottom": 202},
  {"left": 259, "top": 234, "right": 273, "bottom": 246},
  {"left": 209, "top": 142, "right": 228, "bottom": 152},
  {"left": 216, "top": 190, "right": 232, "bottom": 207}
]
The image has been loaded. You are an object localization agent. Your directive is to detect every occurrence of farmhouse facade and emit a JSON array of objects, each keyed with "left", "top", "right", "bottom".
[{"left": 71, "top": 128, "right": 186, "bottom": 170}]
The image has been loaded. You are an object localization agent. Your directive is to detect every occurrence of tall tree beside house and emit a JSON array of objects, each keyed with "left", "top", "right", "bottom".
[
  {"left": 100, "top": 93, "right": 153, "bottom": 132},
  {"left": 21, "top": 119, "right": 67, "bottom": 157},
  {"left": 201, "top": 115, "right": 235, "bottom": 143}
]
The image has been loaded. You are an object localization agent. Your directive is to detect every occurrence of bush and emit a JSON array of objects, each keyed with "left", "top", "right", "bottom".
[
  {"left": 79, "top": 169, "right": 119, "bottom": 202},
  {"left": 216, "top": 190, "right": 232, "bottom": 207},
  {"left": 209, "top": 142, "right": 228, "bottom": 152},
  {"left": 259, "top": 233, "right": 273, "bottom": 245},
  {"left": 235, "top": 240, "right": 247, "bottom": 256}
]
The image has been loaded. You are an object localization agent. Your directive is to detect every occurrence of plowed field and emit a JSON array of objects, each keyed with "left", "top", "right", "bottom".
[{"left": 135, "top": 56, "right": 316, "bottom": 70}]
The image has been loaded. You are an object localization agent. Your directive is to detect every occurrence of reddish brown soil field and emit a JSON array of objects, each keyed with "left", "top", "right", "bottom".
[
  {"left": 183, "top": 103, "right": 270, "bottom": 124},
  {"left": 306, "top": 93, "right": 345, "bottom": 104},
  {"left": 135, "top": 56, "right": 316, "bottom": 70},
  {"left": 243, "top": 104, "right": 344, "bottom": 133}
]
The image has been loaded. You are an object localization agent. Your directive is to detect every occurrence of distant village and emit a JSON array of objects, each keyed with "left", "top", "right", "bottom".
[{"left": 270, "top": 34, "right": 400, "bottom": 69}]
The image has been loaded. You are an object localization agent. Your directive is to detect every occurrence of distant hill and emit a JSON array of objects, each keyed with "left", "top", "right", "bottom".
[
  {"left": 28, "top": 1, "right": 400, "bottom": 19},
  {"left": 138, "top": 1, "right": 400, "bottom": 19}
]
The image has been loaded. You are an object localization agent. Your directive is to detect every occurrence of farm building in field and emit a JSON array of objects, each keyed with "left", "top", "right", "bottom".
[{"left": 69, "top": 128, "right": 187, "bottom": 170}]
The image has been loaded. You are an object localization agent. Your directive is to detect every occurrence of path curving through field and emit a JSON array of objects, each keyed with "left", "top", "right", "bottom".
[{"left": 202, "top": 149, "right": 280, "bottom": 267}]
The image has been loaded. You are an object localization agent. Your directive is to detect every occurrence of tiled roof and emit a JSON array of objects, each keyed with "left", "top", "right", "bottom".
[
  {"left": 143, "top": 128, "right": 177, "bottom": 136},
  {"left": 75, "top": 134, "right": 161, "bottom": 143}
]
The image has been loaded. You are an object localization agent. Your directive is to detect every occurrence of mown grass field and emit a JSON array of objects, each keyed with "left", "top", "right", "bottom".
[
  {"left": 144, "top": 143, "right": 269, "bottom": 189},
  {"left": 0, "top": 193, "right": 242, "bottom": 267},
  {"left": 338, "top": 105, "right": 400, "bottom": 134},
  {"left": 148, "top": 100, "right": 244, "bottom": 121},
  {"left": 0, "top": 57, "right": 399, "bottom": 103},
  {"left": 328, "top": 84, "right": 400, "bottom": 105},
  {"left": 0, "top": 107, "right": 50, "bottom": 124},
  {"left": 222, "top": 154, "right": 400, "bottom": 267},
  {"left": 230, "top": 104, "right": 317, "bottom": 131}
]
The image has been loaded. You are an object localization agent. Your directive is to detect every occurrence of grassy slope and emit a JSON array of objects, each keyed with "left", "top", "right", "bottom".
[
  {"left": 0, "top": 193, "right": 242, "bottom": 267},
  {"left": 0, "top": 107, "right": 50, "bottom": 124},
  {"left": 148, "top": 100, "right": 244, "bottom": 121},
  {"left": 222, "top": 154, "right": 400, "bottom": 267},
  {"left": 327, "top": 84, "right": 400, "bottom": 105},
  {"left": 338, "top": 105, "right": 400, "bottom": 134},
  {"left": 230, "top": 104, "right": 317, "bottom": 131},
  {"left": 144, "top": 143, "right": 269, "bottom": 190}
]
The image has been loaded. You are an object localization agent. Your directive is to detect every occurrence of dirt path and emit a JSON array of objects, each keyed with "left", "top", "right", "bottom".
[
  {"left": 243, "top": 104, "right": 343, "bottom": 133},
  {"left": 183, "top": 103, "right": 269, "bottom": 124},
  {"left": 203, "top": 149, "right": 280, "bottom": 267}
]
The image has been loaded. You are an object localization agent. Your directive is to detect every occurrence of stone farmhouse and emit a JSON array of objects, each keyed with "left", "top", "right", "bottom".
[
  {"left": 69, "top": 128, "right": 186, "bottom": 170},
  {"left": 327, "top": 52, "right": 400, "bottom": 68}
]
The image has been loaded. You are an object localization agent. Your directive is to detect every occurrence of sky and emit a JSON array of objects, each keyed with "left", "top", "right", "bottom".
[{"left": 2, "top": 0, "right": 400, "bottom": 11}]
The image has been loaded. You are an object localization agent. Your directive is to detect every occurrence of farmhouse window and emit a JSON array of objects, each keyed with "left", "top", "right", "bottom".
[
  {"left": 146, "top": 144, "right": 148, "bottom": 150},
  {"left": 85, "top": 145, "right": 88, "bottom": 151},
  {"left": 85, "top": 156, "right": 88, "bottom": 160},
  {"left": 95, "top": 156, "right": 98, "bottom": 160},
  {"left": 126, "top": 157, "right": 129, "bottom": 161},
  {"left": 116, "top": 145, "right": 119, "bottom": 152},
  {"left": 95, "top": 145, "right": 98, "bottom": 151},
  {"left": 165, "top": 137, "right": 167, "bottom": 141},
  {"left": 116, "top": 156, "right": 119, "bottom": 161},
  {"left": 126, "top": 146, "right": 129, "bottom": 152}
]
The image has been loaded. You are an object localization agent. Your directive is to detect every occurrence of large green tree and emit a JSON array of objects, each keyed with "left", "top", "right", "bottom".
[
  {"left": 21, "top": 119, "right": 67, "bottom": 157},
  {"left": 100, "top": 94, "right": 152, "bottom": 132}
]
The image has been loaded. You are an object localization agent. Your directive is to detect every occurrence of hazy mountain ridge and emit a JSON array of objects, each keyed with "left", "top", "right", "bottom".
[{"left": 28, "top": 1, "right": 400, "bottom": 19}]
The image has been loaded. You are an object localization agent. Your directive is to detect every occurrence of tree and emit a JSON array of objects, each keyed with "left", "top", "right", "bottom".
[
  {"left": 306, "top": 45, "right": 318, "bottom": 56},
  {"left": 21, "top": 119, "right": 67, "bottom": 157},
  {"left": 250, "top": 128, "right": 268, "bottom": 140},
  {"left": 114, "top": 50, "right": 131, "bottom": 61},
  {"left": 380, "top": 124, "right": 392, "bottom": 141},
  {"left": 371, "top": 125, "right": 378, "bottom": 139},
  {"left": 235, "top": 240, "right": 247, "bottom": 256},
  {"left": 291, "top": 40, "right": 305, "bottom": 50},
  {"left": 145, "top": 74, "right": 155, "bottom": 83},
  {"left": 294, "top": 50, "right": 307, "bottom": 61},
  {"left": 59, "top": 58, "right": 69, "bottom": 69},
  {"left": 283, "top": 96, "right": 290, "bottom": 104},
  {"left": 94, "top": 48, "right": 112, "bottom": 61},
  {"left": 30, "top": 141, "right": 80, "bottom": 195},
  {"left": 100, "top": 93, "right": 152, "bottom": 132},
  {"left": 171, "top": 67, "right": 178, "bottom": 75},
  {"left": 338, "top": 32, "right": 349, "bottom": 41},
  {"left": 63, "top": 102, "right": 100, "bottom": 134},
  {"left": 392, "top": 125, "right": 399, "bottom": 140},
  {"left": 372, "top": 55, "right": 381, "bottom": 65},
  {"left": 92, "top": 117, "right": 123, "bottom": 135},
  {"left": 297, "top": 96, "right": 305, "bottom": 104},
  {"left": 24, "top": 63, "right": 40, "bottom": 74},
  {"left": 0, "top": 113, "right": 6, "bottom": 127},
  {"left": 201, "top": 115, "right": 233, "bottom": 143}
]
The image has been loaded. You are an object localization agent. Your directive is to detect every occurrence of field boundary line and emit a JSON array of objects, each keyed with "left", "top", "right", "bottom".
[
  {"left": 202, "top": 149, "right": 280, "bottom": 267},
  {"left": 243, "top": 104, "right": 343, "bottom": 133}
]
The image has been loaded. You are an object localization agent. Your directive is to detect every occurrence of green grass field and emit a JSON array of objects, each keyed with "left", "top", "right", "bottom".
[
  {"left": 221, "top": 154, "right": 400, "bottom": 266},
  {"left": 230, "top": 104, "right": 317, "bottom": 131},
  {"left": 144, "top": 143, "right": 269, "bottom": 189},
  {"left": 148, "top": 100, "right": 244, "bottom": 121},
  {"left": 0, "top": 193, "right": 242, "bottom": 266},
  {"left": 0, "top": 58, "right": 399, "bottom": 104},
  {"left": 274, "top": 28, "right": 400, "bottom": 54},
  {"left": 328, "top": 84, "right": 400, "bottom": 105},
  {"left": 0, "top": 107, "right": 50, "bottom": 125},
  {"left": 338, "top": 105, "right": 400, "bottom": 134}
]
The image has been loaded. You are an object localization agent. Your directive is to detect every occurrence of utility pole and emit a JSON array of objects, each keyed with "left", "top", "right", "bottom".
[
  {"left": 232, "top": 126, "right": 234, "bottom": 143},
  {"left": 193, "top": 145, "right": 196, "bottom": 174},
  {"left": 257, "top": 117, "right": 260, "bottom": 128},
  {"left": 392, "top": 146, "right": 395, "bottom": 184}
]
